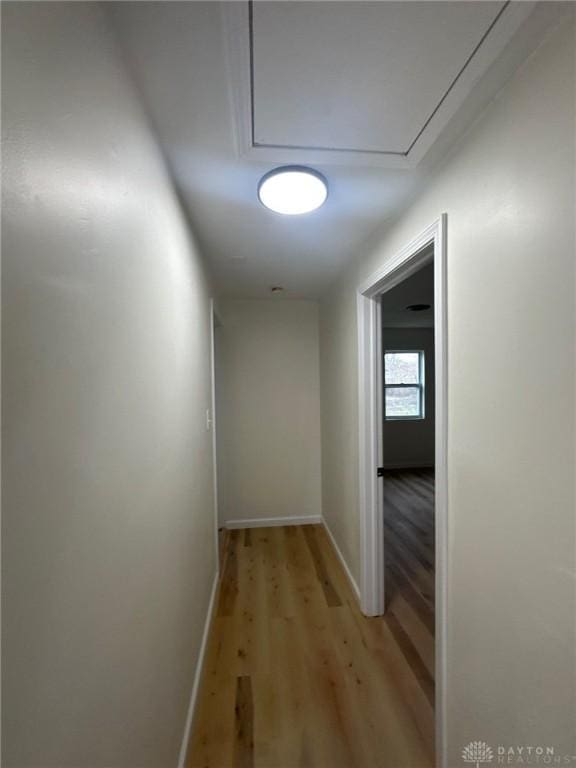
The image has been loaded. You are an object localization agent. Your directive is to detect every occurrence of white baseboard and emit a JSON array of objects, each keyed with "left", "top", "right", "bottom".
[
  {"left": 322, "top": 518, "right": 361, "bottom": 602},
  {"left": 177, "top": 570, "right": 219, "bottom": 768},
  {"left": 224, "top": 515, "right": 321, "bottom": 530},
  {"left": 382, "top": 462, "right": 435, "bottom": 470}
]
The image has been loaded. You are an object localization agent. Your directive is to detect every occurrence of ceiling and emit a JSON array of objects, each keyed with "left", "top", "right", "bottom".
[
  {"left": 109, "top": 2, "right": 558, "bottom": 299},
  {"left": 251, "top": 2, "right": 505, "bottom": 155},
  {"left": 381, "top": 258, "right": 434, "bottom": 328}
]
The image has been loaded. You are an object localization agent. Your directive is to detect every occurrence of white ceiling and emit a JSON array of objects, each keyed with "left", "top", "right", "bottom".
[
  {"left": 251, "top": 2, "right": 505, "bottom": 154},
  {"left": 381, "top": 258, "right": 434, "bottom": 328},
  {"left": 109, "top": 2, "right": 558, "bottom": 299}
]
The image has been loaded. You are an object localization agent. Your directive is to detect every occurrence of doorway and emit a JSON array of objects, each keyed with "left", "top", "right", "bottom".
[
  {"left": 381, "top": 259, "right": 435, "bottom": 680},
  {"left": 356, "top": 215, "right": 447, "bottom": 767}
]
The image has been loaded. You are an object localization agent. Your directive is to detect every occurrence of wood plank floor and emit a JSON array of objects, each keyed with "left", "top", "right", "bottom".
[
  {"left": 187, "top": 524, "right": 434, "bottom": 768},
  {"left": 384, "top": 469, "right": 435, "bottom": 681}
]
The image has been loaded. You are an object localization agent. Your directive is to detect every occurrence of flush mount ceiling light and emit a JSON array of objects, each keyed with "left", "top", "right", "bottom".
[{"left": 258, "top": 166, "right": 328, "bottom": 215}]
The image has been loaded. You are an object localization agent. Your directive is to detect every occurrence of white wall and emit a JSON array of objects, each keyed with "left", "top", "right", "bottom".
[
  {"left": 216, "top": 300, "right": 322, "bottom": 525},
  {"left": 2, "top": 4, "right": 216, "bottom": 766},
  {"left": 382, "top": 327, "right": 435, "bottom": 468},
  {"left": 320, "top": 15, "right": 575, "bottom": 765}
]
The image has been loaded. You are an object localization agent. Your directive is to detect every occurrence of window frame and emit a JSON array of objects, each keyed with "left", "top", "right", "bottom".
[{"left": 383, "top": 349, "right": 425, "bottom": 421}]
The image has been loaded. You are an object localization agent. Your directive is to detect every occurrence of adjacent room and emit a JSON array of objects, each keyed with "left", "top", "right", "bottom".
[
  {"left": 2, "top": 3, "right": 575, "bottom": 768},
  {"left": 381, "top": 260, "right": 436, "bottom": 721}
]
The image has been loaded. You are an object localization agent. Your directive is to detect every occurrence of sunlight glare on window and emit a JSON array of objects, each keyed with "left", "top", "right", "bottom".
[
  {"left": 384, "top": 351, "right": 424, "bottom": 420},
  {"left": 384, "top": 352, "right": 420, "bottom": 384}
]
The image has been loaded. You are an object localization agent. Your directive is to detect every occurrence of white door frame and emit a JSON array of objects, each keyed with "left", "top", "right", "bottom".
[{"left": 356, "top": 214, "right": 447, "bottom": 766}]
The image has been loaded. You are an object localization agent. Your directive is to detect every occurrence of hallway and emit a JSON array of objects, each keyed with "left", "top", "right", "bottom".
[
  {"left": 188, "top": 525, "right": 433, "bottom": 768},
  {"left": 3, "top": 3, "right": 576, "bottom": 766}
]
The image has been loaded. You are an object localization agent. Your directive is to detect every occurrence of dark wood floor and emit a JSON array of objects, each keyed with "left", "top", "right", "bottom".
[
  {"left": 188, "top": 524, "right": 434, "bottom": 768},
  {"left": 384, "top": 469, "right": 435, "bottom": 681}
]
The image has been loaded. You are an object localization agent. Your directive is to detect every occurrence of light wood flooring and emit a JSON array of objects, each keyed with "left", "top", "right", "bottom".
[{"left": 187, "top": 523, "right": 434, "bottom": 768}]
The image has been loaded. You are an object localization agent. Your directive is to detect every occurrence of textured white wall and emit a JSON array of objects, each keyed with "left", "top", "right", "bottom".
[
  {"left": 319, "top": 16, "right": 575, "bottom": 764},
  {"left": 2, "top": 4, "right": 216, "bottom": 766},
  {"left": 216, "top": 300, "right": 322, "bottom": 525}
]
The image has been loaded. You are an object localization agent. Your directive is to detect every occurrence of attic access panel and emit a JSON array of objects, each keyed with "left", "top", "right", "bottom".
[{"left": 250, "top": 1, "right": 509, "bottom": 160}]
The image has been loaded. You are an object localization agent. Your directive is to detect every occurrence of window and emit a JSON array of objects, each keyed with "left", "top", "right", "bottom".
[{"left": 384, "top": 351, "right": 425, "bottom": 420}]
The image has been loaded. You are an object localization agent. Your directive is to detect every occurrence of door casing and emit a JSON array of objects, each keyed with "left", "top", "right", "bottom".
[{"left": 356, "top": 214, "right": 447, "bottom": 768}]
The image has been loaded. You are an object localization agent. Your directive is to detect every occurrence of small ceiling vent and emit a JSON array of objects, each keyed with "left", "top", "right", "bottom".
[{"left": 406, "top": 303, "right": 431, "bottom": 312}]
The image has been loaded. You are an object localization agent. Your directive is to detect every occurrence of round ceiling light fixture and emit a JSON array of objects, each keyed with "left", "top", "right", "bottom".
[{"left": 258, "top": 166, "right": 328, "bottom": 215}]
